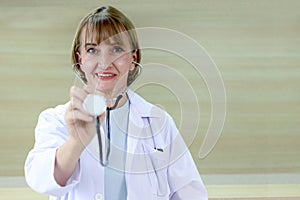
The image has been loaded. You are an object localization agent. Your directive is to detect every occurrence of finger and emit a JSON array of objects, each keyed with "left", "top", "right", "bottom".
[
  {"left": 70, "top": 95, "right": 86, "bottom": 113},
  {"left": 70, "top": 86, "right": 91, "bottom": 114},
  {"left": 66, "top": 109, "right": 93, "bottom": 122},
  {"left": 70, "top": 86, "right": 89, "bottom": 102}
]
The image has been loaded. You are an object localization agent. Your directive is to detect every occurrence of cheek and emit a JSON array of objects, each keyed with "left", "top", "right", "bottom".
[
  {"left": 114, "top": 55, "right": 133, "bottom": 73},
  {"left": 80, "top": 55, "right": 95, "bottom": 73}
]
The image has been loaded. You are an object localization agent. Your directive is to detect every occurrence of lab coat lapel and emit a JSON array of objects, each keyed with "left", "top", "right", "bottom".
[
  {"left": 125, "top": 90, "right": 166, "bottom": 172},
  {"left": 125, "top": 91, "right": 171, "bottom": 199},
  {"left": 125, "top": 104, "right": 144, "bottom": 172},
  {"left": 125, "top": 95, "right": 151, "bottom": 199},
  {"left": 125, "top": 90, "right": 151, "bottom": 160}
]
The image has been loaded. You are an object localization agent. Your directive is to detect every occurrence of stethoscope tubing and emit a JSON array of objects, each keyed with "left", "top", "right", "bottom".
[{"left": 72, "top": 61, "right": 144, "bottom": 166}]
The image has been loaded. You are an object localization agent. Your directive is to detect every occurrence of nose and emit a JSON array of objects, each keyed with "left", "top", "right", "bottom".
[{"left": 96, "top": 51, "right": 113, "bottom": 71}]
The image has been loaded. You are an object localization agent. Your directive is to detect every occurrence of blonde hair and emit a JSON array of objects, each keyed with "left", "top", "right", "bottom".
[{"left": 71, "top": 6, "right": 141, "bottom": 86}]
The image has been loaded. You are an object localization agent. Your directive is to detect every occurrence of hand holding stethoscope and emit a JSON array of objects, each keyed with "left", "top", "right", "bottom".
[
  {"left": 67, "top": 61, "right": 143, "bottom": 166},
  {"left": 65, "top": 86, "right": 106, "bottom": 145}
]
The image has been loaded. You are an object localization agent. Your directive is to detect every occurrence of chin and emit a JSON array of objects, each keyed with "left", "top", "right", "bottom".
[{"left": 94, "top": 85, "right": 114, "bottom": 95}]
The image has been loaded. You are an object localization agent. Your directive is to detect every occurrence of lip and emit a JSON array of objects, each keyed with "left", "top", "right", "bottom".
[{"left": 96, "top": 72, "right": 117, "bottom": 80}]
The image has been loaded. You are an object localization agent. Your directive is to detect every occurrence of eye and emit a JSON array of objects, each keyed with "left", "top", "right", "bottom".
[
  {"left": 113, "top": 46, "right": 124, "bottom": 53},
  {"left": 87, "top": 47, "right": 97, "bottom": 54}
]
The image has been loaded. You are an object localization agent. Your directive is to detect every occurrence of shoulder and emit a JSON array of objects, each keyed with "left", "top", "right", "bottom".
[
  {"left": 38, "top": 102, "right": 69, "bottom": 124},
  {"left": 34, "top": 102, "right": 70, "bottom": 140}
]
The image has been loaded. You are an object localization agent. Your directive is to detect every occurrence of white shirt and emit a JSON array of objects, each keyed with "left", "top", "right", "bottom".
[
  {"left": 24, "top": 90, "right": 208, "bottom": 200},
  {"left": 103, "top": 100, "right": 129, "bottom": 199}
]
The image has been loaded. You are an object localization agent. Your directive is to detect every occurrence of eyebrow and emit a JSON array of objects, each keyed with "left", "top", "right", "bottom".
[
  {"left": 109, "top": 42, "right": 124, "bottom": 47},
  {"left": 84, "top": 43, "right": 97, "bottom": 47},
  {"left": 84, "top": 41, "right": 125, "bottom": 48}
]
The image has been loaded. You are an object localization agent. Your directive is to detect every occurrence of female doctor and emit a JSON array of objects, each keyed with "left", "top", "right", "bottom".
[{"left": 24, "top": 5, "right": 208, "bottom": 200}]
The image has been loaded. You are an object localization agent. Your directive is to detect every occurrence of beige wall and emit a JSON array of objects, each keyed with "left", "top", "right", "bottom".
[{"left": 0, "top": 0, "right": 299, "bottom": 179}]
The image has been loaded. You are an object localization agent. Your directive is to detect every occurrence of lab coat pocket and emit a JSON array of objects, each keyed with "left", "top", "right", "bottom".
[{"left": 143, "top": 144, "right": 170, "bottom": 198}]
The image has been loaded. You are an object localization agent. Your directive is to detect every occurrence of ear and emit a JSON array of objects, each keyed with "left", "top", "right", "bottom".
[
  {"left": 76, "top": 52, "right": 82, "bottom": 64},
  {"left": 130, "top": 50, "right": 138, "bottom": 71}
]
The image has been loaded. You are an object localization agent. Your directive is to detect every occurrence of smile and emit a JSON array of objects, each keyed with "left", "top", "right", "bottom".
[{"left": 96, "top": 73, "right": 116, "bottom": 77}]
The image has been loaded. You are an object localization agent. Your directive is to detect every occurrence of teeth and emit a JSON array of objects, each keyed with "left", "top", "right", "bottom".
[{"left": 97, "top": 73, "right": 114, "bottom": 77}]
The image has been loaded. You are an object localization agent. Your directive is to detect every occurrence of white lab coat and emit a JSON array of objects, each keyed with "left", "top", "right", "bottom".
[{"left": 24, "top": 90, "right": 208, "bottom": 200}]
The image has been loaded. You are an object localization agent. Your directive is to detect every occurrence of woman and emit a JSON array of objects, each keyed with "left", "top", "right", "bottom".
[{"left": 24, "top": 6, "right": 208, "bottom": 200}]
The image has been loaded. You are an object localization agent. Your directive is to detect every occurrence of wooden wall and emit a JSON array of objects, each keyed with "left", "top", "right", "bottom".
[{"left": 0, "top": 0, "right": 299, "bottom": 185}]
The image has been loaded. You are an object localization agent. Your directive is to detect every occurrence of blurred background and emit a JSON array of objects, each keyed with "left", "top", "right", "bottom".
[{"left": 0, "top": 0, "right": 299, "bottom": 199}]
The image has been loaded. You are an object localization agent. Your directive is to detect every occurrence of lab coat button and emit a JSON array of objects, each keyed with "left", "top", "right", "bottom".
[{"left": 94, "top": 193, "right": 103, "bottom": 200}]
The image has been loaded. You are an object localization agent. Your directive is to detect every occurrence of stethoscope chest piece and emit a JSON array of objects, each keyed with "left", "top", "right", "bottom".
[{"left": 83, "top": 94, "right": 106, "bottom": 116}]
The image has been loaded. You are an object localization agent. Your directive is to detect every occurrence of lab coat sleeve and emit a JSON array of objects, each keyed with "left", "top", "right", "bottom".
[
  {"left": 24, "top": 106, "right": 81, "bottom": 197},
  {"left": 167, "top": 117, "right": 208, "bottom": 200}
]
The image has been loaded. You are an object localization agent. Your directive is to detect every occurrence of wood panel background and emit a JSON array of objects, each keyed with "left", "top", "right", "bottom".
[{"left": 0, "top": 0, "right": 299, "bottom": 198}]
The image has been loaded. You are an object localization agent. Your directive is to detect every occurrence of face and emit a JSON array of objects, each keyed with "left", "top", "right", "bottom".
[{"left": 77, "top": 27, "right": 136, "bottom": 97}]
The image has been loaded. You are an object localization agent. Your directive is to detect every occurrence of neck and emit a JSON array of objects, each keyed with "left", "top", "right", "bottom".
[
  {"left": 97, "top": 87, "right": 128, "bottom": 109},
  {"left": 106, "top": 92, "right": 128, "bottom": 109}
]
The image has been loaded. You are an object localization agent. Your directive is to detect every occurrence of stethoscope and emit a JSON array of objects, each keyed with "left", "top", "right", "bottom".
[{"left": 72, "top": 61, "right": 143, "bottom": 166}]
